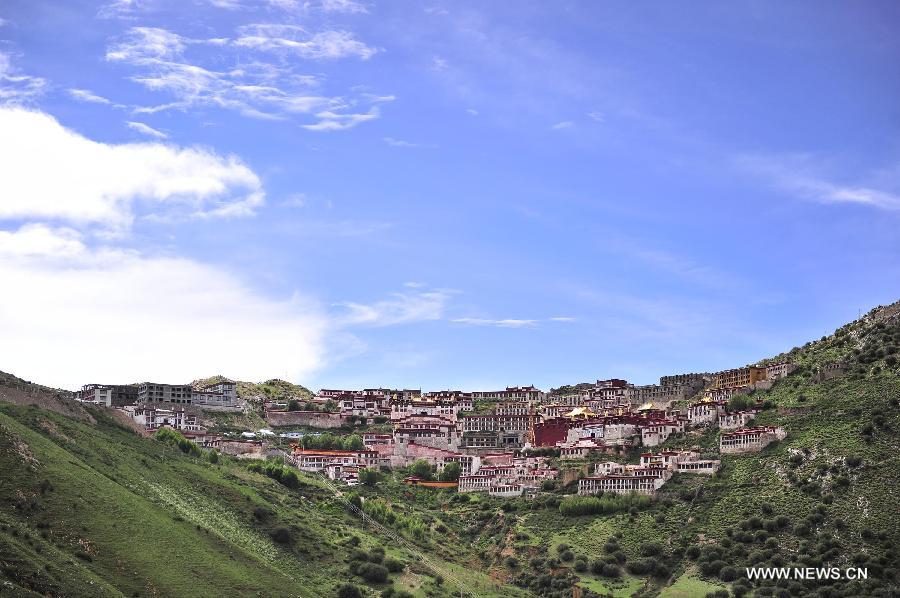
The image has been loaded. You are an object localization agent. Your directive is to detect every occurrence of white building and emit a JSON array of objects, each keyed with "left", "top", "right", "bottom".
[
  {"left": 718, "top": 410, "right": 757, "bottom": 430},
  {"left": 720, "top": 426, "right": 786, "bottom": 454},
  {"left": 123, "top": 405, "right": 200, "bottom": 431}
]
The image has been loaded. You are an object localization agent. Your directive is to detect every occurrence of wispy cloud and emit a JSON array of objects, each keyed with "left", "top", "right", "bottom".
[
  {"left": 551, "top": 120, "right": 574, "bottom": 130},
  {"left": 97, "top": 0, "right": 150, "bottom": 19},
  {"left": 336, "top": 288, "right": 456, "bottom": 327},
  {"left": 106, "top": 26, "right": 389, "bottom": 128},
  {"left": 587, "top": 111, "right": 605, "bottom": 122},
  {"left": 303, "top": 106, "right": 383, "bottom": 131},
  {"left": 68, "top": 88, "right": 114, "bottom": 105},
  {"left": 452, "top": 316, "right": 576, "bottom": 328},
  {"left": 452, "top": 318, "right": 538, "bottom": 328},
  {"left": 126, "top": 120, "right": 168, "bottom": 138},
  {"left": 0, "top": 51, "right": 46, "bottom": 103},
  {"left": 383, "top": 136, "right": 434, "bottom": 148},
  {"left": 736, "top": 154, "right": 900, "bottom": 211},
  {"left": 234, "top": 25, "right": 378, "bottom": 60}
]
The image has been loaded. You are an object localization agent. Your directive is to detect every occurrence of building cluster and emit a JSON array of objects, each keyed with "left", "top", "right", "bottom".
[
  {"left": 77, "top": 380, "right": 241, "bottom": 410},
  {"left": 75, "top": 379, "right": 255, "bottom": 455},
  {"left": 72, "top": 360, "right": 792, "bottom": 496},
  {"left": 578, "top": 449, "right": 721, "bottom": 496},
  {"left": 288, "top": 365, "right": 789, "bottom": 493}
]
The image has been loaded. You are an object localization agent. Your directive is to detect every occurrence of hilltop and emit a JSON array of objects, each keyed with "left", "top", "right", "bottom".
[{"left": 1, "top": 303, "right": 898, "bottom": 597}]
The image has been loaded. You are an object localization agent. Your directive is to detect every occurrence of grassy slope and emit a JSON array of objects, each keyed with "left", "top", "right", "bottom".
[
  {"left": 2, "top": 303, "right": 899, "bottom": 598},
  {"left": 0, "top": 402, "right": 521, "bottom": 598},
  {"left": 497, "top": 304, "right": 900, "bottom": 596}
]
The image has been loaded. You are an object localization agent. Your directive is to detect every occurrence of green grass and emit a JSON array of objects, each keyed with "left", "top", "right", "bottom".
[
  {"left": 657, "top": 570, "right": 724, "bottom": 598},
  {"left": 2, "top": 303, "right": 899, "bottom": 597}
]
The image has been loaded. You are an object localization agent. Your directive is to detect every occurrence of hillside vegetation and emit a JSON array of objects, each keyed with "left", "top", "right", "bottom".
[{"left": 1, "top": 303, "right": 899, "bottom": 597}]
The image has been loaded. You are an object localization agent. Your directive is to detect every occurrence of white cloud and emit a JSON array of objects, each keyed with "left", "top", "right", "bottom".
[
  {"left": 207, "top": 0, "right": 244, "bottom": 8},
  {"left": 549, "top": 317, "right": 576, "bottom": 322},
  {"left": 235, "top": 25, "right": 378, "bottom": 60},
  {"left": 303, "top": 106, "right": 380, "bottom": 131},
  {"left": 106, "top": 27, "right": 186, "bottom": 62},
  {"left": 0, "top": 108, "right": 263, "bottom": 229},
  {"left": 68, "top": 88, "right": 114, "bottom": 105},
  {"left": 451, "top": 318, "right": 538, "bottom": 328},
  {"left": 383, "top": 136, "right": 434, "bottom": 148},
  {"left": 466, "top": 108, "right": 479, "bottom": 116},
  {"left": 0, "top": 51, "right": 46, "bottom": 103},
  {"left": 106, "top": 26, "right": 387, "bottom": 128},
  {"left": 336, "top": 289, "right": 455, "bottom": 327},
  {"left": 280, "top": 193, "right": 307, "bottom": 207},
  {"left": 320, "top": 0, "right": 368, "bottom": 13},
  {"left": 587, "top": 111, "right": 605, "bottom": 122},
  {"left": 126, "top": 120, "right": 168, "bottom": 138},
  {"left": 551, "top": 120, "right": 574, "bottom": 130},
  {"left": 0, "top": 224, "right": 326, "bottom": 389},
  {"left": 736, "top": 154, "right": 900, "bottom": 211},
  {"left": 97, "top": 0, "right": 149, "bottom": 19}
]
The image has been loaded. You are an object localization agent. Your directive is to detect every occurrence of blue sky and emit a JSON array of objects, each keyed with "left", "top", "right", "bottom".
[{"left": 0, "top": 0, "right": 898, "bottom": 391}]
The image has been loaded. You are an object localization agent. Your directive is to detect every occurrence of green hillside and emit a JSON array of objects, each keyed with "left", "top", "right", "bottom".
[{"left": 1, "top": 303, "right": 899, "bottom": 597}]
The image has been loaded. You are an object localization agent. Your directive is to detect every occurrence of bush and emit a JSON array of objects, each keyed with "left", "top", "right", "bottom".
[
  {"left": 559, "top": 550, "right": 574, "bottom": 562},
  {"left": 270, "top": 527, "right": 294, "bottom": 544},
  {"left": 559, "top": 493, "right": 651, "bottom": 516},
  {"left": 357, "top": 563, "right": 389, "bottom": 583},
  {"left": 383, "top": 558, "right": 404, "bottom": 573},
  {"left": 601, "top": 563, "right": 621, "bottom": 578},
  {"left": 504, "top": 556, "right": 519, "bottom": 569},
  {"left": 720, "top": 566, "right": 738, "bottom": 582},
  {"left": 626, "top": 559, "right": 654, "bottom": 575},
  {"left": 154, "top": 428, "right": 201, "bottom": 457},
  {"left": 336, "top": 584, "right": 362, "bottom": 598}
]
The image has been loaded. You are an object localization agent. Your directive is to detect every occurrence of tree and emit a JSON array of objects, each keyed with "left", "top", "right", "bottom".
[
  {"left": 324, "top": 399, "right": 338, "bottom": 412},
  {"left": 359, "top": 468, "right": 380, "bottom": 486},
  {"left": 343, "top": 434, "right": 364, "bottom": 451},
  {"left": 410, "top": 459, "right": 433, "bottom": 481},
  {"left": 440, "top": 461, "right": 461, "bottom": 482},
  {"left": 287, "top": 399, "right": 301, "bottom": 411},
  {"left": 728, "top": 393, "right": 755, "bottom": 412}
]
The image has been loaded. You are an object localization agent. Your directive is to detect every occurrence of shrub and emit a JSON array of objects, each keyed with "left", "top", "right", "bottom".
[
  {"left": 559, "top": 549, "right": 574, "bottom": 562},
  {"left": 357, "top": 563, "right": 389, "bottom": 583},
  {"left": 154, "top": 428, "right": 201, "bottom": 457},
  {"left": 270, "top": 527, "right": 294, "bottom": 545},
  {"left": 601, "top": 563, "right": 621, "bottom": 578},
  {"left": 504, "top": 556, "right": 519, "bottom": 569},
  {"left": 383, "top": 558, "right": 404, "bottom": 573},
  {"left": 559, "top": 493, "right": 651, "bottom": 516},
  {"left": 336, "top": 583, "right": 362, "bottom": 598},
  {"left": 720, "top": 566, "right": 738, "bottom": 582},
  {"left": 626, "top": 559, "right": 654, "bottom": 575}
]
